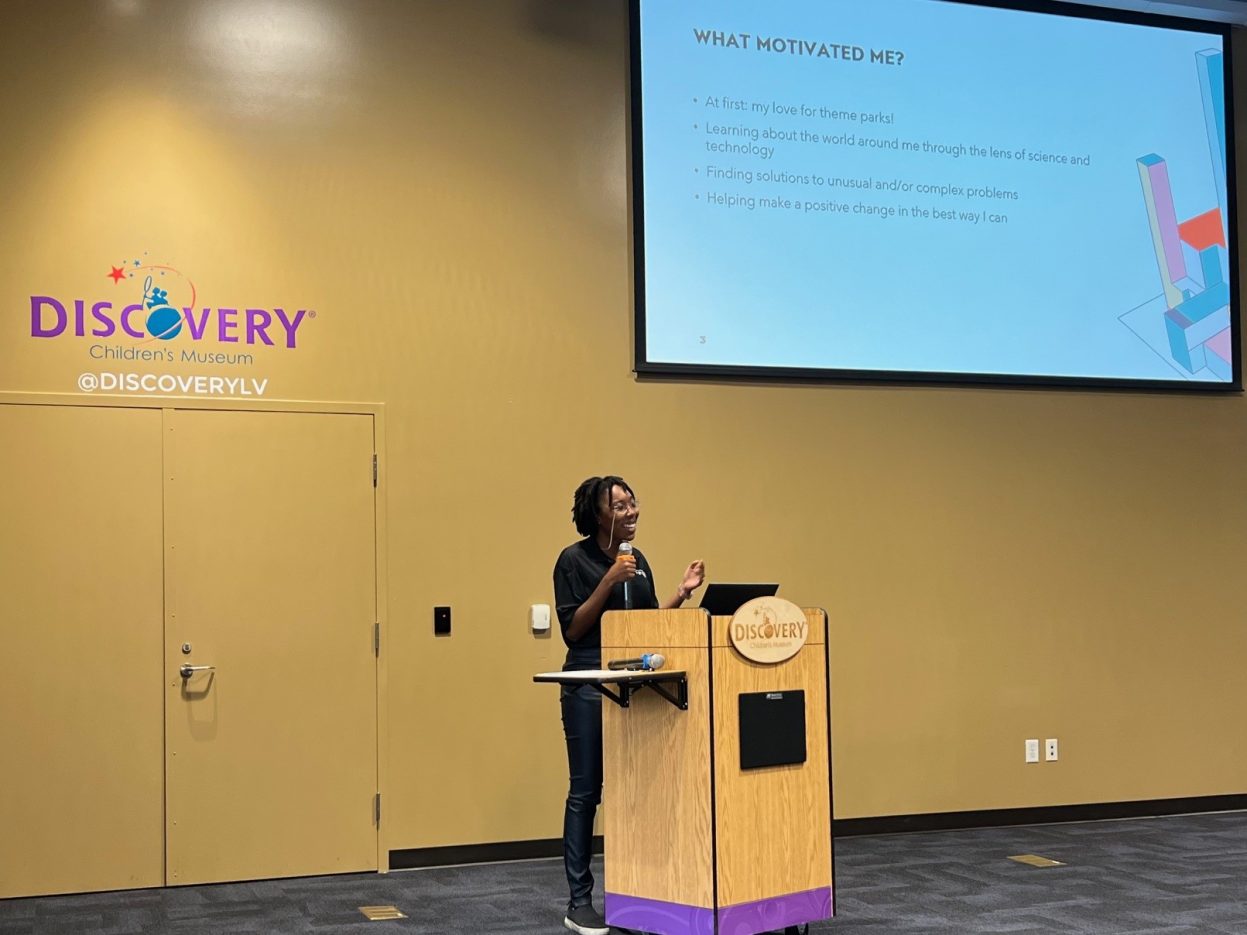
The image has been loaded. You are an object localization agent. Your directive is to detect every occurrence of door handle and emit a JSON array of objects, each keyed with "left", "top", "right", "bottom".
[{"left": 179, "top": 664, "right": 216, "bottom": 679}]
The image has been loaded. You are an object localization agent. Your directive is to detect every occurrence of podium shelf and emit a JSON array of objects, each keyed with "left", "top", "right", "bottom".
[{"left": 532, "top": 670, "right": 688, "bottom": 710}]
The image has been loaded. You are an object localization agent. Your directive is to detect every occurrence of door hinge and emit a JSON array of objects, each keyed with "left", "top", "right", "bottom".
[
  {"left": 372, "top": 453, "right": 378, "bottom": 487},
  {"left": 373, "top": 621, "right": 381, "bottom": 655},
  {"left": 375, "top": 792, "right": 381, "bottom": 824}
]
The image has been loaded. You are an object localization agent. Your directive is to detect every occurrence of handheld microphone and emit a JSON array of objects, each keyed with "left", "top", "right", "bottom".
[
  {"left": 607, "top": 652, "right": 665, "bottom": 671},
  {"left": 618, "top": 540, "right": 634, "bottom": 610}
]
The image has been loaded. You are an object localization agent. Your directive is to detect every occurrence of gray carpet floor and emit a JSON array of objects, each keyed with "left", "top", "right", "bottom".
[{"left": 1, "top": 812, "right": 1244, "bottom": 934}]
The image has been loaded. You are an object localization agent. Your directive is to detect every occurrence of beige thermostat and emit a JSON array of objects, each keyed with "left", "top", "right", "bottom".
[{"left": 529, "top": 603, "right": 551, "bottom": 632}]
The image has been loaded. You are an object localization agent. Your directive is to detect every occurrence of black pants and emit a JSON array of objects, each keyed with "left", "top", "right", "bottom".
[{"left": 561, "top": 680, "right": 603, "bottom": 908}]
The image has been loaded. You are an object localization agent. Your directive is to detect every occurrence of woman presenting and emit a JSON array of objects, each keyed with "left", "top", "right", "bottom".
[{"left": 553, "top": 475, "right": 705, "bottom": 935}]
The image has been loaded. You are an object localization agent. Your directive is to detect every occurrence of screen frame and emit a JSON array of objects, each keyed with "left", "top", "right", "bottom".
[{"left": 628, "top": 0, "right": 1241, "bottom": 392}]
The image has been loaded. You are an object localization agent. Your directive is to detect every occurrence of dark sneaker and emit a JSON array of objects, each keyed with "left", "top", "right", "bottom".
[{"left": 564, "top": 901, "right": 610, "bottom": 935}]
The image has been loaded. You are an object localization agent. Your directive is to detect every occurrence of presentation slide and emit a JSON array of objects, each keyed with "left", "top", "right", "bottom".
[{"left": 634, "top": 0, "right": 1235, "bottom": 386}]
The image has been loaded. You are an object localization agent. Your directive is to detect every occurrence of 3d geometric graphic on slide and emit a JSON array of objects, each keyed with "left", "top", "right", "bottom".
[
  {"left": 1125, "top": 48, "right": 1231, "bottom": 379},
  {"left": 633, "top": 0, "right": 1237, "bottom": 388}
]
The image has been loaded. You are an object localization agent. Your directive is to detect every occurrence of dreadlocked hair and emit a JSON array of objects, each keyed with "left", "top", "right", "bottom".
[{"left": 571, "top": 475, "right": 633, "bottom": 537}]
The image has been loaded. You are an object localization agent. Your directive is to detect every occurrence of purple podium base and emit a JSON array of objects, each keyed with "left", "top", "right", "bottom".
[{"left": 605, "top": 886, "right": 832, "bottom": 935}]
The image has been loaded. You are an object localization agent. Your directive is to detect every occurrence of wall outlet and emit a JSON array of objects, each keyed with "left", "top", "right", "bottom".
[
  {"left": 1025, "top": 739, "right": 1040, "bottom": 763},
  {"left": 1045, "top": 738, "right": 1059, "bottom": 761}
]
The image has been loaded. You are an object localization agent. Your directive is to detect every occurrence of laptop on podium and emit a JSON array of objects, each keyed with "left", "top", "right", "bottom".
[{"left": 698, "top": 582, "right": 779, "bottom": 617}]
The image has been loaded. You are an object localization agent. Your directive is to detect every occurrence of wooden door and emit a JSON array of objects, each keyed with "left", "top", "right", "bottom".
[
  {"left": 0, "top": 404, "right": 165, "bottom": 898},
  {"left": 163, "top": 409, "right": 378, "bottom": 885}
]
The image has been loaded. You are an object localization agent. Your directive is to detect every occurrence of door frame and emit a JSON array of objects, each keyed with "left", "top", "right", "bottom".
[{"left": 0, "top": 391, "right": 392, "bottom": 875}]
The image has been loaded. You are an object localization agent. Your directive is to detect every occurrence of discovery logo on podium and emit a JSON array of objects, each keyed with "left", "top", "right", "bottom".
[{"left": 729, "top": 597, "right": 808, "bottom": 664}]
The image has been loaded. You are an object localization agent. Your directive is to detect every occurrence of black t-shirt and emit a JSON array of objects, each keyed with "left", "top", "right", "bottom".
[{"left": 553, "top": 537, "right": 659, "bottom": 661}]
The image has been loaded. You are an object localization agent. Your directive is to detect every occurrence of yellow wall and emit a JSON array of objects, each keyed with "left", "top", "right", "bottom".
[{"left": 1, "top": 0, "right": 1244, "bottom": 851}]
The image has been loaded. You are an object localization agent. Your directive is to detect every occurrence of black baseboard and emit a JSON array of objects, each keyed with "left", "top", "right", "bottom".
[
  {"left": 833, "top": 793, "right": 1247, "bottom": 837},
  {"left": 388, "top": 794, "right": 1246, "bottom": 870},
  {"left": 390, "top": 835, "right": 603, "bottom": 870}
]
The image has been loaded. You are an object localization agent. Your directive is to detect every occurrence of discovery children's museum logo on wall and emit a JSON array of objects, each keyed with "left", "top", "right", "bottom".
[{"left": 29, "top": 257, "right": 314, "bottom": 353}]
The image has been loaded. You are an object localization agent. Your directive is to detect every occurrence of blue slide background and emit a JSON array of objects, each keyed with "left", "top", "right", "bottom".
[{"left": 637, "top": 0, "right": 1230, "bottom": 381}]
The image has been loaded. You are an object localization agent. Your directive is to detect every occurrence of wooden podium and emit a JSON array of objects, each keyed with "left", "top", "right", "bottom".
[{"left": 600, "top": 606, "right": 834, "bottom": 935}]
